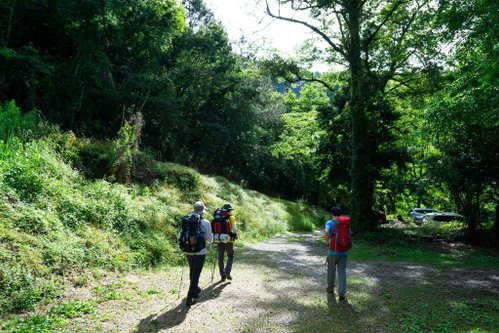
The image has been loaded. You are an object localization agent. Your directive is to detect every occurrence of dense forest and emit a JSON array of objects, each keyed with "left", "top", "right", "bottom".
[{"left": 0, "top": 0, "right": 498, "bottom": 331}]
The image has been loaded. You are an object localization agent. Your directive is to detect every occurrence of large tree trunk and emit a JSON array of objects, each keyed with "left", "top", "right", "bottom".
[
  {"left": 459, "top": 189, "right": 479, "bottom": 241},
  {"left": 348, "top": 0, "right": 374, "bottom": 232}
]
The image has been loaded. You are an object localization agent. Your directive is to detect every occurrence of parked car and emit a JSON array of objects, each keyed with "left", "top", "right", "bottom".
[
  {"left": 408, "top": 208, "right": 440, "bottom": 224},
  {"left": 422, "top": 212, "right": 464, "bottom": 225}
]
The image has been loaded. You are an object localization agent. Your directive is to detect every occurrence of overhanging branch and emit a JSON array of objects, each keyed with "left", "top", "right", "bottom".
[
  {"left": 283, "top": 72, "right": 337, "bottom": 93},
  {"left": 265, "top": 0, "right": 346, "bottom": 59}
]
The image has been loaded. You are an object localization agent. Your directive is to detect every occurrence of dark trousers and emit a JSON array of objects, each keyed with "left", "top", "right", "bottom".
[
  {"left": 186, "top": 254, "right": 206, "bottom": 298},
  {"left": 217, "top": 242, "right": 234, "bottom": 277}
]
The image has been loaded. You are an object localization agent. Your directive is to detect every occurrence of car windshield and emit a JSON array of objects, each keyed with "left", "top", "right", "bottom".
[{"left": 416, "top": 209, "right": 437, "bottom": 214}]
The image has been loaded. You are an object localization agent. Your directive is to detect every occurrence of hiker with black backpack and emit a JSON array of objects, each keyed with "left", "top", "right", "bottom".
[
  {"left": 325, "top": 206, "right": 352, "bottom": 301},
  {"left": 211, "top": 203, "right": 238, "bottom": 281},
  {"left": 179, "top": 201, "right": 213, "bottom": 306}
]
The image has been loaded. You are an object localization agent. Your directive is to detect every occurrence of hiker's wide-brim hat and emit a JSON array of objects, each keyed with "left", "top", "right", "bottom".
[{"left": 193, "top": 201, "right": 209, "bottom": 214}]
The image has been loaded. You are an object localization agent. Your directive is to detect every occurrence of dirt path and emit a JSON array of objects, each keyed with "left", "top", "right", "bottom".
[{"left": 67, "top": 232, "right": 499, "bottom": 333}]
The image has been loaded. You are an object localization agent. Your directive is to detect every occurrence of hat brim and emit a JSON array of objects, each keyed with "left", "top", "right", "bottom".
[{"left": 193, "top": 208, "right": 208, "bottom": 215}]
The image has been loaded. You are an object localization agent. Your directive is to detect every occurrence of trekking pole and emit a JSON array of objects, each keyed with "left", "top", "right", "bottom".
[
  {"left": 177, "top": 255, "right": 186, "bottom": 299},
  {"left": 211, "top": 245, "right": 217, "bottom": 283}
]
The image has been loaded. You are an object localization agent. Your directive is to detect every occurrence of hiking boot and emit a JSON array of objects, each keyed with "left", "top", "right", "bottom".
[
  {"left": 192, "top": 286, "right": 201, "bottom": 298},
  {"left": 186, "top": 298, "right": 196, "bottom": 306},
  {"left": 221, "top": 275, "right": 226, "bottom": 282},
  {"left": 226, "top": 275, "right": 233, "bottom": 281},
  {"left": 338, "top": 295, "right": 346, "bottom": 301},
  {"left": 326, "top": 288, "right": 334, "bottom": 294}
]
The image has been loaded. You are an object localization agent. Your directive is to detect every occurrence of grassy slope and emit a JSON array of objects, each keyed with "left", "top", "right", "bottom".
[{"left": 0, "top": 136, "right": 327, "bottom": 317}]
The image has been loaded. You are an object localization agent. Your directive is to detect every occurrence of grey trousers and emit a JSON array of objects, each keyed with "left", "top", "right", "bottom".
[
  {"left": 217, "top": 242, "right": 234, "bottom": 277},
  {"left": 327, "top": 255, "right": 347, "bottom": 295}
]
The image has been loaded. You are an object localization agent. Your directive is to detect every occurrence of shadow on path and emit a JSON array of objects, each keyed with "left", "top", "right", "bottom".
[{"left": 134, "top": 281, "right": 229, "bottom": 333}]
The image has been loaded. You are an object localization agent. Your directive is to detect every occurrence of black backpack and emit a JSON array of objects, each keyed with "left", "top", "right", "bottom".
[
  {"left": 211, "top": 208, "right": 231, "bottom": 234},
  {"left": 179, "top": 214, "right": 206, "bottom": 252}
]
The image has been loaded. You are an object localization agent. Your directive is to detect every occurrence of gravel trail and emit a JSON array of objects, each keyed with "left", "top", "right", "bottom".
[{"left": 66, "top": 232, "right": 498, "bottom": 333}]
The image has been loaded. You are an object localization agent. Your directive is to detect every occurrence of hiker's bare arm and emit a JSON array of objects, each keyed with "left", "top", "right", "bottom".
[{"left": 325, "top": 231, "right": 329, "bottom": 246}]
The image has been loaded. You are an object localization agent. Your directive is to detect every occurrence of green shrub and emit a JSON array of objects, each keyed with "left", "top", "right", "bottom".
[
  {"left": 74, "top": 140, "right": 113, "bottom": 179},
  {"left": 125, "top": 231, "right": 177, "bottom": 267},
  {"left": 2, "top": 314, "right": 67, "bottom": 333},
  {"left": 49, "top": 300, "right": 96, "bottom": 318},
  {"left": 132, "top": 150, "right": 160, "bottom": 184},
  {"left": 0, "top": 242, "right": 59, "bottom": 314},
  {"left": 0, "top": 100, "right": 39, "bottom": 141},
  {"left": 40, "top": 231, "right": 87, "bottom": 275},
  {"left": 283, "top": 201, "right": 321, "bottom": 232},
  {"left": 418, "top": 221, "right": 466, "bottom": 239},
  {"left": 110, "top": 115, "right": 143, "bottom": 183},
  {"left": 79, "top": 227, "right": 131, "bottom": 271},
  {"left": 55, "top": 194, "right": 92, "bottom": 229},
  {"left": 16, "top": 204, "right": 58, "bottom": 234},
  {"left": 157, "top": 162, "right": 201, "bottom": 199},
  {"left": 2, "top": 142, "right": 45, "bottom": 202},
  {"left": 211, "top": 176, "right": 232, "bottom": 198},
  {"left": 47, "top": 130, "right": 80, "bottom": 165},
  {"left": 1, "top": 301, "right": 95, "bottom": 332}
]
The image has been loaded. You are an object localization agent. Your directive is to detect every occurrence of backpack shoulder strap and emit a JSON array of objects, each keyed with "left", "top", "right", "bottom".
[{"left": 199, "top": 217, "right": 206, "bottom": 234}]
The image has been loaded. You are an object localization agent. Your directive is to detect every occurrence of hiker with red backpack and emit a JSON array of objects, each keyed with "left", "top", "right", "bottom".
[
  {"left": 179, "top": 201, "right": 213, "bottom": 306},
  {"left": 211, "top": 203, "right": 238, "bottom": 281},
  {"left": 325, "top": 206, "right": 352, "bottom": 301}
]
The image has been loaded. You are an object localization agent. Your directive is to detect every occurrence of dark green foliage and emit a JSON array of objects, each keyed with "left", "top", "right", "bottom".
[
  {"left": 132, "top": 150, "right": 161, "bottom": 184},
  {"left": 265, "top": 0, "right": 443, "bottom": 230},
  {"left": 73, "top": 140, "right": 114, "bottom": 179},
  {"left": 424, "top": 0, "right": 499, "bottom": 240},
  {"left": 0, "top": 0, "right": 184, "bottom": 135},
  {"left": 157, "top": 162, "right": 201, "bottom": 199}
]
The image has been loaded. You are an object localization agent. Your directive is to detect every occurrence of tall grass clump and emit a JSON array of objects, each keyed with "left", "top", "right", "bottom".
[{"left": 0, "top": 100, "right": 39, "bottom": 141}]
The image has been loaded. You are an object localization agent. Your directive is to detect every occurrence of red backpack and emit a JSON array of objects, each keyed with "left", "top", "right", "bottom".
[
  {"left": 211, "top": 208, "right": 231, "bottom": 234},
  {"left": 329, "top": 216, "right": 352, "bottom": 252}
]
